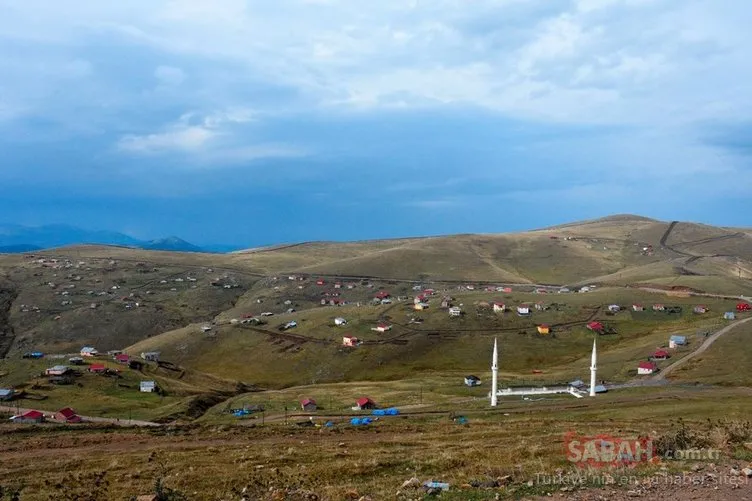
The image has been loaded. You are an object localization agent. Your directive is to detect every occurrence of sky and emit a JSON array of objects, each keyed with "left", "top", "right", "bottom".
[{"left": 0, "top": 0, "right": 750, "bottom": 247}]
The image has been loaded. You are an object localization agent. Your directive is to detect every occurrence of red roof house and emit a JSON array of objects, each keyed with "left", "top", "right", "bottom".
[
  {"left": 12, "top": 410, "right": 45, "bottom": 424},
  {"left": 342, "top": 335, "right": 359, "bottom": 347},
  {"left": 88, "top": 364, "right": 107, "bottom": 373},
  {"left": 632, "top": 304, "right": 644, "bottom": 312},
  {"left": 300, "top": 398, "right": 317, "bottom": 412},
  {"left": 375, "top": 291, "right": 391, "bottom": 299},
  {"left": 587, "top": 321, "right": 604, "bottom": 332},
  {"left": 114, "top": 354, "right": 130, "bottom": 364},
  {"left": 316, "top": 279, "right": 325, "bottom": 286},
  {"left": 737, "top": 303, "right": 751, "bottom": 312},
  {"left": 356, "top": 397, "right": 376, "bottom": 410},
  {"left": 638, "top": 361, "right": 658, "bottom": 375},
  {"left": 652, "top": 304, "right": 665, "bottom": 311},
  {"left": 56, "top": 407, "right": 82, "bottom": 423},
  {"left": 653, "top": 350, "right": 670, "bottom": 360}
]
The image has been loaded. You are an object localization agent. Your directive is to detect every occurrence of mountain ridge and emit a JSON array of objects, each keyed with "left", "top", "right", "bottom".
[{"left": 0, "top": 224, "right": 205, "bottom": 254}]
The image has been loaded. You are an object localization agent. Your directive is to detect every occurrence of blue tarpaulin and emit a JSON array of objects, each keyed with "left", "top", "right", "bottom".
[
  {"left": 351, "top": 417, "right": 373, "bottom": 426},
  {"left": 372, "top": 407, "right": 400, "bottom": 416}
]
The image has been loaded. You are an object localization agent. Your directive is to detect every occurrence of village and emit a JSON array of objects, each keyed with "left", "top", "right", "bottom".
[{"left": 3, "top": 265, "right": 750, "bottom": 426}]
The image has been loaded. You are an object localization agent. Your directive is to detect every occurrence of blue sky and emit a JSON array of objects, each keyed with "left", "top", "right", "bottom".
[{"left": 0, "top": 0, "right": 750, "bottom": 247}]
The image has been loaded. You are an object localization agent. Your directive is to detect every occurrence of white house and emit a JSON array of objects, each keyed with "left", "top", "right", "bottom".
[
  {"left": 201, "top": 325, "right": 212, "bottom": 332},
  {"left": 464, "top": 375, "right": 481, "bottom": 387},
  {"left": 140, "top": 381, "right": 158, "bottom": 393},
  {"left": 517, "top": 305, "right": 531, "bottom": 316},
  {"left": 449, "top": 306, "right": 462, "bottom": 317},
  {"left": 669, "top": 335, "right": 687, "bottom": 348},
  {"left": 334, "top": 317, "right": 347, "bottom": 326},
  {"left": 493, "top": 303, "right": 506, "bottom": 313},
  {"left": 80, "top": 346, "right": 98, "bottom": 357},
  {"left": 608, "top": 304, "right": 621, "bottom": 313},
  {"left": 373, "top": 323, "right": 392, "bottom": 333}
]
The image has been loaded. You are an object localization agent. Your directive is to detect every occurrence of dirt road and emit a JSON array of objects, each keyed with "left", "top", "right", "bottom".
[{"left": 652, "top": 316, "right": 752, "bottom": 380}]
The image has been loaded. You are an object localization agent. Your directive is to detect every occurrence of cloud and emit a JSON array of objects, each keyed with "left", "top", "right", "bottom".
[
  {"left": 118, "top": 124, "right": 214, "bottom": 153},
  {"left": 154, "top": 65, "right": 185, "bottom": 86},
  {"left": 116, "top": 108, "right": 305, "bottom": 164},
  {"left": 0, "top": 1, "right": 749, "bottom": 190},
  {"left": 1, "top": 0, "right": 750, "bottom": 127}
]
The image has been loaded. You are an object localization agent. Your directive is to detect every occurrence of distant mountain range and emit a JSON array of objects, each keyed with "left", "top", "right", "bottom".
[{"left": 0, "top": 224, "right": 212, "bottom": 253}]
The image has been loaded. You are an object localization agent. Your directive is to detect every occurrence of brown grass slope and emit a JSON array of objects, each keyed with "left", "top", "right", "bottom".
[{"left": 227, "top": 216, "right": 750, "bottom": 284}]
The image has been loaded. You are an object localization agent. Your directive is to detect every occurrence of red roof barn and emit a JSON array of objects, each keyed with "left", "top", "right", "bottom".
[
  {"left": 316, "top": 279, "right": 326, "bottom": 285},
  {"left": 56, "top": 407, "right": 82, "bottom": 423},
  {"left": 114, "top": 354, "right": 130, "bottom": 364},
  {"left": 737, "top": 303, "right": 751, "bottom": 312},
  {"left": 88, "top": 364, "right": 107, "bottom": 373},
  {"left": 375, "top": 291, "right": 391, "bottom": 299}
]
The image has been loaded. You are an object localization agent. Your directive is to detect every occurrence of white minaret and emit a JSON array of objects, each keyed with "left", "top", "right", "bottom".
[
  {"left": 491, "top": 338, "right": 499, "bottom": 407},
  {"left": 589, "top": 337, "right": 597, "bottom": 397}
]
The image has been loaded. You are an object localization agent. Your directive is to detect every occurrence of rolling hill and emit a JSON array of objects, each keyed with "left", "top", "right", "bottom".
[
  {"left": 1, "top": 214, "right": 750, "bottom": 384},
  {"left": 223, "top": 215, "right": 752, "bottom": 285}
]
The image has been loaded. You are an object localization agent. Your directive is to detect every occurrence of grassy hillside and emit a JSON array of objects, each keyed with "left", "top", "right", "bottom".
[
  {"left": 0, "top": 252, "right": 258, "bottom": 353},
  {"left": 125, "top": 288, "right": 741, "bottom": 388}
]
